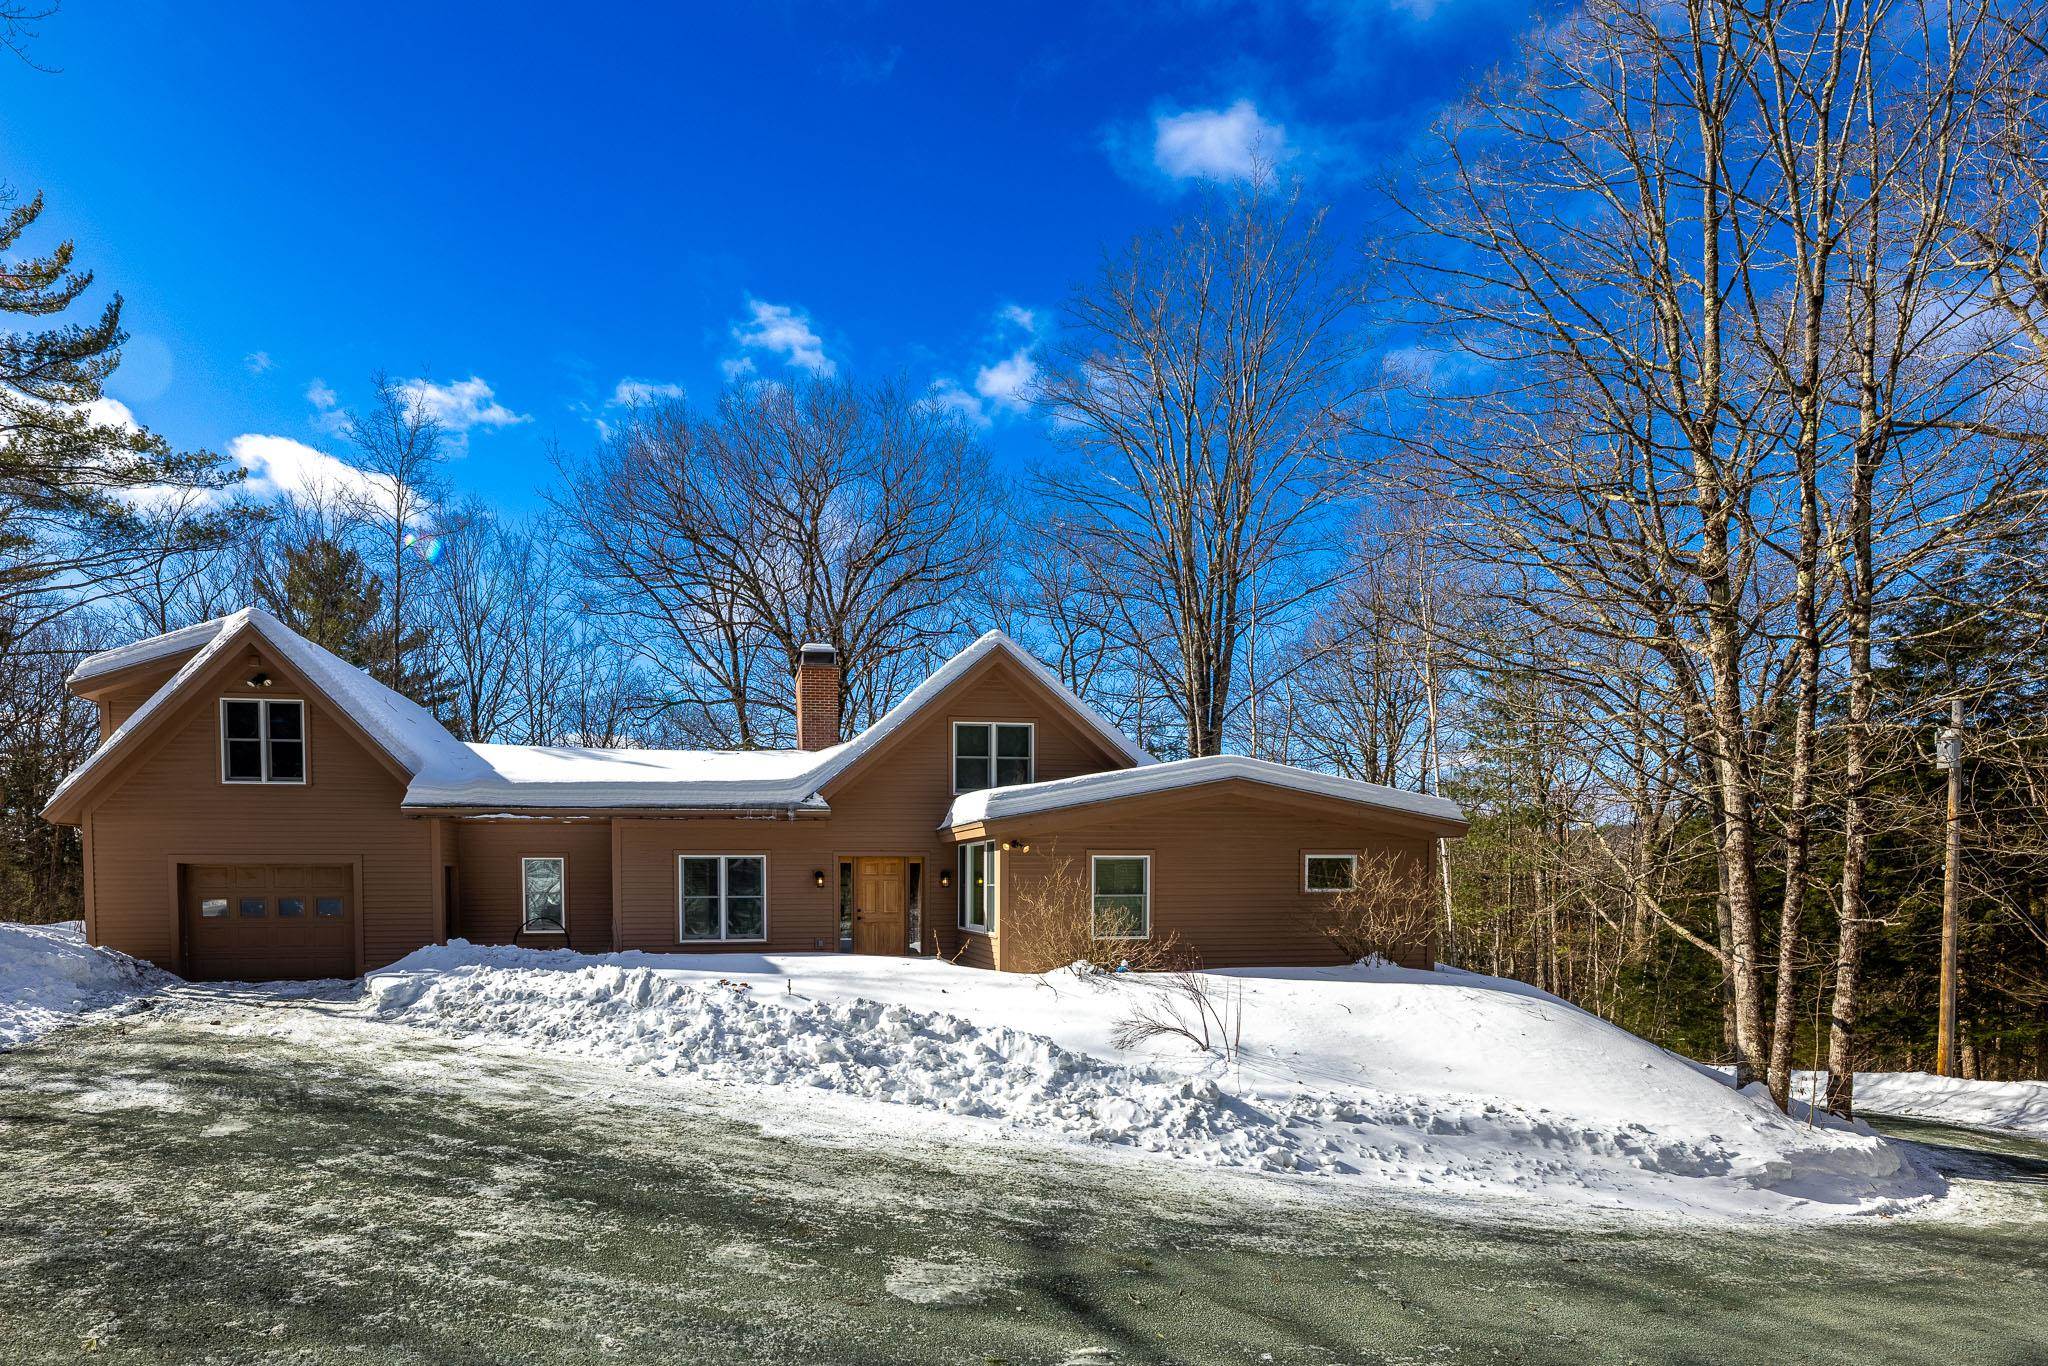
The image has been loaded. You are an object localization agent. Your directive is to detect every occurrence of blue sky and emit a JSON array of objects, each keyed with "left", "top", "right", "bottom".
[{"left": 2, "top": 0, "right": 1541, "bottom": 513}]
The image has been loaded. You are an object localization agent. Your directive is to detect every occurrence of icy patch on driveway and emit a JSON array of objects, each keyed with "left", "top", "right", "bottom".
[
  {"left": 352, "top": 943, "right": 1943, "bottom": 1220},
  {"left": 0, "top": 920, "right": 174, "bottom": 1049}
]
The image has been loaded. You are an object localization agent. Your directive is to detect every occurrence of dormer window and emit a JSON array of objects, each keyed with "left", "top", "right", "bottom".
[
  {"left": 221, "top": 698, "right": 306, "bottom": 784},
  {"left": 953, "top": 722, "right": 1033, "bottom": 793}
]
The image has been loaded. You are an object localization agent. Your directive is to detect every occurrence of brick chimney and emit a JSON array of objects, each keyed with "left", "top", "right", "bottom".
[{"left": 794, "top": 643, "right": 841, "bottom": 751}]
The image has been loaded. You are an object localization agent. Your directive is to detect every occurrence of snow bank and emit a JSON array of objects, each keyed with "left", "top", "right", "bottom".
[
  {"left": 0, "top": 920, "right": 175, "bottom": 1049},
  {"left": 358, "top": 944, "right": 1941, "bottom": 1219},
  {"left": 1798, "top": 1071, "right": 2048, "bottom": 1139}
]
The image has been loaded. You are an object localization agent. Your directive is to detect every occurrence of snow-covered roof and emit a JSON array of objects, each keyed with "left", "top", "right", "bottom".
[
  {"left": 45, "top": 608, "right": 491, "bottom": 820},
  {"left": 940, "top": 754, "right": 1467, "bottom": 832},
  {"left": 400, "top": 628, "right": 1152, "bottom": 811}
]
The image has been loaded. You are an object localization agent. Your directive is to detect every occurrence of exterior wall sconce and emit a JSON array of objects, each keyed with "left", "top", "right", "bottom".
[
  {"left": 246, "top": 671, "right": 272, "bottom": 688},
  {"left": 1002, "top": 839, "right": 1030, "bottom": 853},
  {"left": 938, "top": 869, "right": 952, "bottom": 888},
  {"left": 812, "top": 869, "right": 827, "bottom": 888}
]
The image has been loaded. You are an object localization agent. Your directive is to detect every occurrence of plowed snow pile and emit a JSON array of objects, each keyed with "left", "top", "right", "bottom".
[
  {"left": 360, "top": 944, "right": 1942, "bottom": 1219},
  {"left": 0, "top": 920, "right": 174, "bottom": 1049}
]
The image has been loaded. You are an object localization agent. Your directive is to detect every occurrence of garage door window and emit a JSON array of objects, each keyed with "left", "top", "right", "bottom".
[
  {"left": 239, "top": 897, "right": 266, "bottom": 917},
  {"left": 278, "top": 897, "right": 305, "bottom": 917},
  {"left": 521, "top": 857, "right": 566, "bottom": 935},
  {"left": 220, "top": 698, "right": 307, "bottom": 784},
  {"left": 200, "top": 898, "right": 228, "bottom": 919},
  {"left": 315, "top": 897, "right": 344, "bottom": 918}
]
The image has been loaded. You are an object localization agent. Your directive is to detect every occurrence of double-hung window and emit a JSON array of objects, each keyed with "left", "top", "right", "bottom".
[
  {"left": 522, "top": 857, "right": 566, "bottom": 935},
  {"left": 221, "top": 698, "right": 306, "bottom": 784},
  {"left": 957, "top": 840, "right": 994, "bottom": 934},
  {"left": 952, "top": 722, "right": 1033, "bottom": 793},
  {"left": 678, "top": 855, "right": 767, "bottom": 942},
  {"left": 1091, "top": 855, "right": 1150, "bottom": 939}
]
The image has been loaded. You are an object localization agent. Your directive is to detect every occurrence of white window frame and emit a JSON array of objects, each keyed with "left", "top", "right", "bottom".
[
  {"left": 1303, "top": 852, "right": 1359, "bottom": 894},
  {"left": 1090, "top": 853, "right": 1151, "bottom": 941},
  {"left": 951, "top": 721, "right": 1035, "bottom": 794},
  {"left": 676, "top": 854, "right": 769, "bottom": 943},
  {"left": 219, "top": 697, "right": 309, "bottom": 785},
  {"left": 520, "top": 856, "right": 567, "bottom": 936},
  {"left": 956, "top": 840, "right": 995, "bottom": 935}
]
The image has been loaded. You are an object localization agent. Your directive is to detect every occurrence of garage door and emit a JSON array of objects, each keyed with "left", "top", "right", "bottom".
[{"left": 185, "top": 864, "right": 356, "bottom": 981}]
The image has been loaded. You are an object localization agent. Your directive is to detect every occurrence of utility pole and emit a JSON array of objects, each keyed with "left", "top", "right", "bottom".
[{"left": 1935, "top": 697, "right": 1965, "bottom": 1077}]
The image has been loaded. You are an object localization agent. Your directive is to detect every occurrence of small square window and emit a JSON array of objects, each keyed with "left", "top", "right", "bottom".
[
  {"left": 239, "top": 897, "right": 267, "bottom": 917},
  {"left": 1304, "top": 854, "right": 1358, "bottom": 893},
  {"left": 315, "top": 897, "right": 344, "bottom": 917},
  {"left": 200, "top": 898, "right": 228, "bottom": 919},
  {"left": 277, "top": 897, "right": 305, "bottom": 917}
]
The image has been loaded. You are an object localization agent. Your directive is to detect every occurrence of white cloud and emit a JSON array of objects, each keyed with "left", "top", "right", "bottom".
[
  {"left": 609, "top": 378, "right": 688, "bottom": 407},
  {"left": 1153, "top": 99, "right": 1289, "bottom": 182},
  {"left": 999, "top": 303, "right": 1038, "bottom": 334},
  {"left": 243, "top": 351, "right": 274, "bottom": 375},
  {"left": 720, "top": 356, "right": 758, "bottom": 382},
  {"left": 974, "top": 349, "right": 1037, "bottom": 410},
  {"left": 396, "top": 375, "right": 530, "bottom": 432},
  {"left": 928, "top": 378, "right": 990, "bottom": 428},
  {"left": 226, "top": 433, "right": 396, "bottom": 512},
  {"left": 731, "top": 299, "right": 835, "bottom": 377}
]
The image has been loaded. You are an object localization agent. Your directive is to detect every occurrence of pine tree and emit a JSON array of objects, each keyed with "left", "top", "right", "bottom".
[
  {"left": 256, "top": 536, "right": 448, "bottom": 711},
  {"left": 0, "top": 188, "right": 241, "bottom": 631}
]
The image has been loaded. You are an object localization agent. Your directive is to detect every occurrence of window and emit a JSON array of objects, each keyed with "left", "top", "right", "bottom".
[
  {"left": 200, "top": 898, "right": 228, "bottom": 919},
  {"left": 953, "top": 722, "right": 1033, "bottom": 793},
  {"left": 315, "top": 897, "right": 344, "bottom": 918},
  {"left": 957, "top": 840, "right": 994, "bottom": 933},
  {"left": 238, "top": 897, "right": 267, "bottom": 918},
  {"left": 521, "top": 857, "right": 566, "bottom": 935},
  {"left": 1304, "top": 853, "right": 1358, "bottom": 893},
  {"left": 678, "top": 855, "right": 766, "bottom": 942},
  {"left": 277, "top": 897, "right": 305, "bottom": 918},
  {"left": 1091, "top": 855, "right": 1150, "bottom": 939},
  {"left": 221, "top": 698, "right": 307, "bottom": 784}
]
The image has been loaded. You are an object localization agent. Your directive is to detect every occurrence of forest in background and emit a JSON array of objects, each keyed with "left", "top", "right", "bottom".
[{"left": 4, "top": 0, "right": 2046, "bottom": 1105}]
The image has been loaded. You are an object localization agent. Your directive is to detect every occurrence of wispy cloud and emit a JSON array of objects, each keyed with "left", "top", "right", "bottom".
[
  {"left": 609, "top": 378, "right": 688, "bottom": 407},
  {"left": 397, "top": 375, "right": 530, "bottom": 432},
  {"left": 975, "top": 350, "right": 1037, "bottom": 411},
  {"left": 305, "top": 377, "right": 349, "bottom": 435},
  {"left": 928, "top": 377, "right": 990, "bottom": 427},
  {"left": 243, "top": 351, "right": 274, "bottom": 375},
  {"left": 932, "top": 303, "right": 1043, "bottom": 425},
  {"left": 1152, "top": 99, "right": 1290, "bottom": 182},
  {"left": 731, "top": 299, "right": 835, "bottom": 377}
]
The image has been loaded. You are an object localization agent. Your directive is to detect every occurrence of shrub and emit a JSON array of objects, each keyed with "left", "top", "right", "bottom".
[
  {"left": 1297, "top": 849, "right": 1439, "bottom": 965},
  {"left": 1000, "top": 848, "right": 1197, "bottom": 975}
]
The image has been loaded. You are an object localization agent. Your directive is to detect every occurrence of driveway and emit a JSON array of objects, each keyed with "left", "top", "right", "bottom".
[{"left": 2, "top": 991, "right": 2044, "bottom": 1364}]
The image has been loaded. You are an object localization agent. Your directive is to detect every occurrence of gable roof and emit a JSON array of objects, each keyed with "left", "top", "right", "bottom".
[
  {"left": 940, "top": 754, "right": 1468, "bottom": 834},
  {"left": 43, "top": 608, "right": 491, "bottom": 822},
  {"left": 400, "top": 629, "right": 1153, "bottom": 811}
]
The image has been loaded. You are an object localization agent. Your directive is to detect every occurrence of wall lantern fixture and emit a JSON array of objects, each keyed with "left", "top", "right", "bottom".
[{"left": 813, "top": 869, "right": 827, "bottom": 888}]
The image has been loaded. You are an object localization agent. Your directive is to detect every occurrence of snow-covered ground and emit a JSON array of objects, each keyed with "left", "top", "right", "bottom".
[
  {"left": 0, "top": 920, "right": 173, "bottom": 1049},
  {"left": 1791, "top": 1070, "right": 2048, "bottom": 1139},
  {"left": 352, "top": 941, "right": 1943, "bottom": 1220}
]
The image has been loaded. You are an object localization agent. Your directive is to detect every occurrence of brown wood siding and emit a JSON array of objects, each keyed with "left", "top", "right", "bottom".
[
  {"left": 997, "top": 796, "right": 1440, "bottom": 971},
  {"left": 616, "top": 655, "right": 1134, "bottom": 963},
  {"left": 451, "top": 821, "right": 613, "bottom": 953},
  {"left": 83, "top": 642, "right": 432, "bottom": 975},
  {"left": 97, "top": 677, "right": 168, "bottom": 741}
]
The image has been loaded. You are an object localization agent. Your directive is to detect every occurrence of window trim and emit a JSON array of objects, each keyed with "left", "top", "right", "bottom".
[
  {"left": 218, "top": 696, "right": 310, "bottom": 786},
  {"left": 950, "top": 720, "right": 1035, "bottom": 794},
  {"left": 1302, "top": 851, "right": 1359, "bottom": 894},
  {"left": 675, "top": 853, "right": 770, "bottom": 944},
  {"left": 1090, "top": 852, "right": 1151, "bottom": 941},
  {"left": 520, "top": 855, "right": 569, "bottom": 936},
  {"left": 956, "top": 840, "right": 996, "bottom": 936}
]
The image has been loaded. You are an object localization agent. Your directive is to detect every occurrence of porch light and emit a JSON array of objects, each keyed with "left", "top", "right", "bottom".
[
  {"left": 246, "top": 671, "right": 272, "bottom": 689},
  {"left": 813, "top": 869, "right": 827, "bottom": 888},
  {"left": 939, "top": 869, "right": 952, "bottom": 888},
  {"left": 1002, "top": 839, "right": 1030, "bottom": 853}
]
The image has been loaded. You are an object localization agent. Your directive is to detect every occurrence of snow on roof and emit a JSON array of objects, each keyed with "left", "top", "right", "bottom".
[
  {"left": 68, "top": 615, "right": 227, "bottom": 686},
  {"left": 44, "top": 608, "right": 489, "bottom": 820},
  {"left": 940, "top": 754, "right": 1467, "bottom": 832},
  {"left": 403, "top": 742, "right": 834, "bottom": 811}
]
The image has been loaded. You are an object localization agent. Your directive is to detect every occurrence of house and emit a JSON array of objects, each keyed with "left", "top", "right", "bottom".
[{"left": 41, "top": 608, "right": 1467, "bottom": 981}]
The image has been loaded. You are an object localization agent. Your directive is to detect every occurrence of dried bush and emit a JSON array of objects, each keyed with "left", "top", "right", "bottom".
[
  {"left": 1297, "top": 849, "right": 1439, "bottom": 965},
  {"left": 1001, "top": 850, "right": 1197, "bottom": 976},
  {"left": 1110, "top": 972, "right": 1245, "bottom": 1063}
]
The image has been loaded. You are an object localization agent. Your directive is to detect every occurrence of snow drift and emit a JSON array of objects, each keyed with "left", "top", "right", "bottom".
[
  {"left": 359, "top": 943, "right": 1942, "bottom": 1219},
  {"left": 0, "top": 920, "right": 174, "bottom": 1049}
]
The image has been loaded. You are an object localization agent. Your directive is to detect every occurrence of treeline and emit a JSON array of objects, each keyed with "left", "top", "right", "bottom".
[{"left": 5, "top": 2, "right": 2047, "bottom": 1100}]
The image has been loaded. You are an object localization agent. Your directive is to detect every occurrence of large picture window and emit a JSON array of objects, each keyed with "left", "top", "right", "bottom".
[
  {"left": 678, "top": 855, "right": 767, "bottom": 942},
  {"left": 521, "top": 857, "right": 566, "bottom": 934},
  {"left": 957, "top": 840, "right": 994, "bottom": 933},
  {"left": 220, "top": 698, "right": 306, "bottom": 784},
  {"left": 1091, "top": 855, "right": 1150, "bottom": 939},
  {"left": 952, "top": 722, "right": 1033, "bottom": 793}
]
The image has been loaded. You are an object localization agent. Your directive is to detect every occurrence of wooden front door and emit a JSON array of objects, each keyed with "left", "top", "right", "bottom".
[{"left": 850, "top": 858, "right": 907, "bottom": 955}]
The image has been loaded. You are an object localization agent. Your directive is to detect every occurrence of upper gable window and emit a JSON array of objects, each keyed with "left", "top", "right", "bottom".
[
  {"left": 220, "top": 698, "right": 306, "bottom": 784},
  {"left": 953, "top": 722, "right": 1033, "bottom": 793}
]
